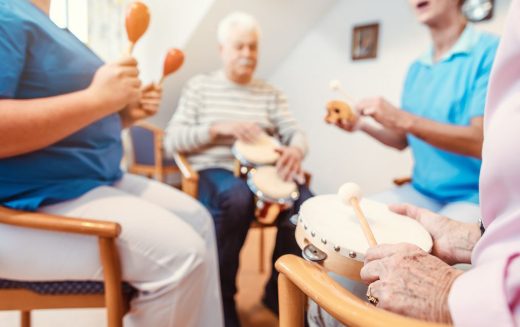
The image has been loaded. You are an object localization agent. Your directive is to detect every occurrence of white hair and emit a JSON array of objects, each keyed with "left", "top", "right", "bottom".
[{"left": 217, "top": 11, "right": 261, "bottom": 44}]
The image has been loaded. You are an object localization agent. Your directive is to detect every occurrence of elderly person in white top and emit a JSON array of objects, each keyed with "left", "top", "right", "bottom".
[{"left": 164, "top": 11, "right": 313, "bottom": 327}]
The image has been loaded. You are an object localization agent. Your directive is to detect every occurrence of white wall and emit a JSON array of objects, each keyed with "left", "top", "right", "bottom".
[
  {"left": 146, "top": 0, "right": 337, "bottom": 127},
  {"left": 269, "top": 0, "right": 512, "bottom": 196}
]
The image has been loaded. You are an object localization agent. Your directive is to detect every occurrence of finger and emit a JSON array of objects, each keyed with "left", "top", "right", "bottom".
[
  {"left": 117, "top": 56, "right": 138, "bottom": 67},
  {"left": 361, "top": 107, "right": 376, "bottom": 116},
  {"left": 140, "top": 104, "right": 159, "bottom": 113},
  {"left": 389, "top": 203, "right": 435, "bottom": 226},
  {"left": 367, "top": 280, "right": 385, "bottom": 306},
  {"left": 360, "top": 260, "right": 386, "bottom": 284},
  {"left": 141, "top": 83, "right": 155, "bottom": 92},
  {"left": 120, "top": 66, "right": 139, "bottom": 77},
  {"left": 140, "top": 98, "right": 161, "bottom": 105},
  {"left": 364, "top": 243, "right": 416, "bottom": 263}
]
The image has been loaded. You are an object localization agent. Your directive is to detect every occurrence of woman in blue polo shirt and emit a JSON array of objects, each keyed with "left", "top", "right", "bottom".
[
  {"left": 0, "top": 1, "right": 223, "bottom": 326},
  {"left": 336, "top": 0, "right": 498, "bottom": 223}
]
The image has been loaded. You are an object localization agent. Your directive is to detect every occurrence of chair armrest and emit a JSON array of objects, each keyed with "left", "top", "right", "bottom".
[
  {"left": 0, "top": 206, "right": 121, "bottom": 238},
  {"left": 275, "top": 255, "right": 450, "bottom": 327},
  {"left": 173, "top": 153, "right": 199, "bottom": 198},
  {"left": 393, "top": 176, "right": 412, "bottom": 186}
]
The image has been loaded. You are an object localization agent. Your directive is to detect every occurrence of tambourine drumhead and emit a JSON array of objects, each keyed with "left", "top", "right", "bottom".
[
  {"left": 297, "top": 195, "right": 433, "bottom": 261},
  {"left": 248, "top": 166, "right": 299, "bottom": 203},
  {"left": 233, "top": 133, "right": 280, "bottom": 165}
]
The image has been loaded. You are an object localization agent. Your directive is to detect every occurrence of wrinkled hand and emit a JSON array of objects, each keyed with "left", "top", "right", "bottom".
[
  {"left": 119, "top": 83, "right": 162, "bottom": 127},
  {"left": 209, "top": 121, "right": 262, "bottom": 143},
  {"left": 361, "top": 243, "right": 462, "bottom": 324},
  {"left": 334, "top": 114, "right": 362, "bottom": 132},
  {"left": 390, "top": 204, "right": 481, "bottom": 265},
  {"left": 87, "top": 56, "right": 141, "bottom": 113},
  {"left": 355, "top": 97, "right": 412, "bottom": 132},
  {"left": 275, "top": 146, "right": 304, "bottom": 182}
]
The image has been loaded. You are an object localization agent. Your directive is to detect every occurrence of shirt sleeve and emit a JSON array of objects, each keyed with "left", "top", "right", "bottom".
[
  {"left": 0, "top": 8, "right": 28, "bottom": 99},
  {"left": 449, "top": 249, "right": 520, "bottom": 326},
  {"left": 163, "top": 77, "right": 212, "bottom": 156},
  {"left": 268, "top": 89, "right": 308, "bottom": 156},
  {"left": 467, "top": 39, "right": 499, "bottom": 118}
]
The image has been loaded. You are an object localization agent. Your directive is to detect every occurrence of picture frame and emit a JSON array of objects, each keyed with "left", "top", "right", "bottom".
[{"left": 351, "top": 23, "right": 379, "bottom": 61}]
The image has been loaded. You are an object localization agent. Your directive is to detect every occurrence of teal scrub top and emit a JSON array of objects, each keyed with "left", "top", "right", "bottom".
[
  {"left": 0, "top": 0, "right": 123, "bottom": 210},
  {"left": 402, "top": 25, "right": 499, "bottom": 204}
]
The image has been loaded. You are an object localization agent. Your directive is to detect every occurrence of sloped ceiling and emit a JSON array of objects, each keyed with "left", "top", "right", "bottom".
[{"left": 147, "top": 0, "right": 338, "bottom": 127}]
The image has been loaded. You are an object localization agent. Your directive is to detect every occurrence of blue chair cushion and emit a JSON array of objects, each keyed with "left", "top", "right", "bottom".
[{"left": 0, "top": 279, "right": 137, "bottom": 298}]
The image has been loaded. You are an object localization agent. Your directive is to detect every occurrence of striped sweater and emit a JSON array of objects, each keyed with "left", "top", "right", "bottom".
[{"left": 164, "top": 70, "right": 308, "bottom": 172}]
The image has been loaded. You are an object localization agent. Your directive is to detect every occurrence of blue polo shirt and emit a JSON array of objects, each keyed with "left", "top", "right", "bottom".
[
  {"left": 402, "top": 25, "right": 498, "bottom": 204},
  {"left": 0, "top": 0, "right": 123, "bottom": 210}
]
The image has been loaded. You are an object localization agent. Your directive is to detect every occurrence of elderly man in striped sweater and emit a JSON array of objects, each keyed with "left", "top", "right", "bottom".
[{"left": 164, "top": 11, "right": 313, "bottom": 327}]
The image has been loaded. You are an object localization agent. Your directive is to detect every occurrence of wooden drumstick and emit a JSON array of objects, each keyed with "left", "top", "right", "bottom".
[
  {"left": 339, "top": 183, "right": 377, "bottom": 247},
  {"left": 125, "top": 1, "right": 150, "bottom": 54},
  {"left": 329, "top": 79, "right": 357, "bottom": 106}
]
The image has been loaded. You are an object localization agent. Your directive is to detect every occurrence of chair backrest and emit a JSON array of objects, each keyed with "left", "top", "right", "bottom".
[{"left": 128, "top": 125, "right": 157, "bottom": 166}]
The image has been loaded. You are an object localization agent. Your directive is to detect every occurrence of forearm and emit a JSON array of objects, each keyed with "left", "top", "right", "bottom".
[
  {"left": 446, "top": 222, "right": 482, "bottom": 264},
  {"left": 359, "top": 119, "right": 408, "bottom": 150},
  {"left": 164, "top": 122, "right": 212, "bottom": 155},
  {"left": 0, "top": 90, "right": 115, "bottom": 158},
  {"left": 288, "top": 131, "right": 308, "bottom": 157},
  {"left": 405, "top": 114, "right": 483, "bottom": 158}
]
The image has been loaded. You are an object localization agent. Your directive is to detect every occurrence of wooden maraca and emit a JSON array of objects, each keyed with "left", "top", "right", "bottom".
[
  {"left": 338, "top": 183, "right": 377, "bottom": 247},
  {"left": 125, "top": 1, "right": 150, "bottom": 54},
  {"left": 160, "top": 48, "right": 185, "bottom": 86}
]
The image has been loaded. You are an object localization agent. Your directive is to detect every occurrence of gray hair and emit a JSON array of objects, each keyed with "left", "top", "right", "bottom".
[{"left": 217, "top": 11, "right": 261, "bottom": 44}]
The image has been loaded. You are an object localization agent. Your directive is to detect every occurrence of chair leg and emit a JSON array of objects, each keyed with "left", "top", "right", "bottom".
[
  {"left": 259, "top": 226, "right": 265, "bottom": 273},
  {"left": 278, "top": 273, "right": 305, "bottom": 327},
  {"left": 20, "top": 311, "right": 31, "bottom": 327}
]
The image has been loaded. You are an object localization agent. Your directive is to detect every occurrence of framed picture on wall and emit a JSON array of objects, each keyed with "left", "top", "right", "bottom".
[{"left": 351, "top": 23, "right": 379, "bottom": 61}]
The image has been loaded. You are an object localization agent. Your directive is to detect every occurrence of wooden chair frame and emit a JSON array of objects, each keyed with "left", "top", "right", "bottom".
[
  {"left": 0, "top": 206, "right": 128, "bottom": 327},
  {"left": 174, "top": 153, "right": 278, "bottom": 273},
  {"left": 127, "top": 122, "right": 180, "bottom": 183},
  {"left": 276, "top": 254, "right": 450, "bottom": 327}
]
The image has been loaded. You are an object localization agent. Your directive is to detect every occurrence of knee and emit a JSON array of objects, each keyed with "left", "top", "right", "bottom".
[{"left": 219, "top": 181, "right": 254, "bottom": 215}]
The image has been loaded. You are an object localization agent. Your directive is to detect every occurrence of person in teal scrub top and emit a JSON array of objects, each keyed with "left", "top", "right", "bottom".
[
  {"left": 0, "top": 1, "right": 223, "bottom": 326},
  {"left": 335, "top": 0, "right": 498, "bottom": 223}
]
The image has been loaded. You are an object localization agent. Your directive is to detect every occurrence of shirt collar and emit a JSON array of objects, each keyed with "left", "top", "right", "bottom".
[{"left": 418, "top": 24, "right": 480, "bottom": 66}]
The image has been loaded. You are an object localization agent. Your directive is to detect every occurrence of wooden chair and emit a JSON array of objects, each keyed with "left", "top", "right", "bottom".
[
  {"left": 174, "top": 153, "right": 300, "bottom": 274},
  {"left": 0, "top": 206, "right": 135, "bottom": 327},
  {"left": 276, "top": 254, "right": 450, "bottom": 327},
  {"left": 127, "top": 122, "right": 180, "bottom": 183}
]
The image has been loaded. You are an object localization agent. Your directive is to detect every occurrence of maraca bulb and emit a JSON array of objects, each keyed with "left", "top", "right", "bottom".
[
  {"left": 125, "top": 2, "right": 150, "bottom": 43},
  {"left": 163, "top": 48, "right": 185, "bottom": 77},
  {"left": 338, "top": 182, "right": 362, "bottom": 205}
]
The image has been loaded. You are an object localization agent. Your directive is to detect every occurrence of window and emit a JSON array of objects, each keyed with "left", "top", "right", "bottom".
[{"left": 50, "top": 0, "right": 89, "bottom": 43}]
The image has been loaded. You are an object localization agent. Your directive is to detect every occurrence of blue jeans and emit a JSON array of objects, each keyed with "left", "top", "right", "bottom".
[{"left": 198, "top": 168, "right": 313, "bottom": 327}]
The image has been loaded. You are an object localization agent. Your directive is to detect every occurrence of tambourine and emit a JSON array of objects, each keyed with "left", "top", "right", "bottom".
[
  {"left": 294, "top": 194, "right": 433, "bottom": 281},
  {"left": 247, "top": 166, "right": 299, "bottom": 224}
]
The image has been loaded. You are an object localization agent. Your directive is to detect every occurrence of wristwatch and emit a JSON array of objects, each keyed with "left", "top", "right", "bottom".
[{"left": 478, "top": 217, "right": 485, "bottom": 236}]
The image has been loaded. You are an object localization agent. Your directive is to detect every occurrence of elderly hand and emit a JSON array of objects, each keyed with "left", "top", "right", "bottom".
[
  {"left": 209, "top": 121, "right": 262, "bottom": 143},
  {"left": 119, "top": 83, "right": 162, "bottom": 127},
  {"left": 275, "top": 146, "right": 304, "bottom": 182},
  {"left": 390, "top": 204, "right": 481, "bottom": 265},
  {"left": 334, "top": 115, "right": 362, "bottom": 132},
  {"left": 361, "top": 243, "right": 462, "bottom": 324},
  {"left": 355, "top": 97, "right": 413, "bottom": 132}
]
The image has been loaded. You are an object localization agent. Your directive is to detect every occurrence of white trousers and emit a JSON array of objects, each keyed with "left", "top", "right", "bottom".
[
  {"left": 308, "top": 184, "right": 480, "bottom": 327},
  {"left": 0, "top": 174, "right": 224, "bottom": 327}
]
